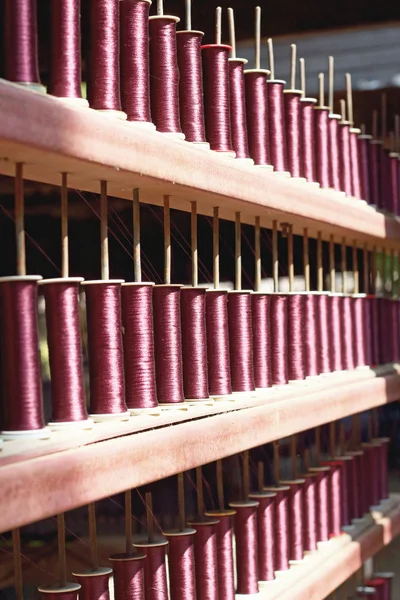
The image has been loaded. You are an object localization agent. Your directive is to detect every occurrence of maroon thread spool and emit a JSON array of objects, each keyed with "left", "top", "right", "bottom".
[
  {"left": 228, "top": 291, "right": 255, "bottom": 393},
  {"left": 329, "top": 293, "right": 344, "bottom": 372},
  {"left": 288, "top": 293, "right": 306, "bottom": 381},
  {"left": 367, "top": 295, "right": 380, "bottom": 366},
  {"left": 369, "top": 139, "right": 383, "bottom": 208},
  {"left": 88, "top": 0, "right": 124, "bottom": 115},
  {"left": 328, "top": 113, "right": 342, "bottom": 192},
  {"left": 72, "top": 568, "right": 113, "bottom": 600},
  {"left": 279, "top": 479, "right": 305, "bottom": 562},
  {"left": 380, "top": 149, "right": 391, "bottom": 212},
  {"left": 358, "top": 133, "right": 372, "bottom": 204},
  {"left": 321, "top": 461, "right": 342, "bottom": 536},
  {"left": 304, "top": 293, "right": 319, "bottom": 377},
  {"left": 163, "top": 529, "right": 197, "bottom": 600},
  {"left": 390, "top": 299, "right": 400, "bottom": 363},
  {"left": 153, "top": 285, "right": 185, "bottom": 405},
  {"left": 332, "top": 456, "right": 352, "bottom": 527},
  {"left": 352, "top": 294, "right": 367, "bottom": 368},
  {"left": 248, "top": 492, "right": 276, "bottom": 582},
  {"left": 268, "top": 80, "right": 289, "bottom": 174},
  {"left": 350, "top": 128, "right": 363, "bottom": 200},
  {"left": 109, "top": 554, "right": 146, "bottom": 600},
  {"left": 40, "top": 278, "right": 90, "bottom": 428},
  {"left": 149, "top": 15, "right": 183, "bottom": 136},
  {"left": 181, "top": 287, "right": 209, "bottom": 400},
  {"left": 270, "top": 294, "right": 289, "bottom": 385},
  {"left": 39, "top": 584, "right": 81, "bottom": 600},
  {"left": 378, "top": 298, "right": 391, "bottom": 365},
  {"left": 229, "top": 57, "right": 251, "bottom": 160},
  {"left": 373, "top": 437, "right": 390, "bottom": 501},
  {"left": 341, "top": 295, "right": 356, "bottom": 371},
  {"left": 229, "top": 501, "right": 260, "bottom": 594},
  {"left": 338, "top": 119, "right": 353, "bottom": 196},
  {"left": 244, "top": 69, "right": 272, "bottom": 167},
  {"left": 362, "top": 295, "right": 373, "bottom": 368},
  {"left": 368, "top": 442, "right": 382, "bottom": 507},
  {"left": 202, "top": 43, "right": 234, "bottom": 153},
  {"left": 308, "top": 466, "right": 331, "bottom": 542},
  {"left": 205, "top": 510, "right": 236, "bottom": 600},
  {"left": 300, "top": 97, "right": 317, "bottom": 183},
  {"left": 301, "top": 472, "right": 318, "bottom": 552},
  {"left": 186, "top": 519, "right": 219, "bottom": 600},
  {"left": 263, "top": 486, "right": 290, "bottom": 572},
  {"left": 120, "top": 0, "right": 153, "bottom": 126},
  {"left": 132, "top": 540, "right": 168, "bottom": 600},
  {"left": 284, "top": 90, "right": 303, "bottom": 178},
  {"left": 176, "top": 29, "right": 207, "bottom": 144},
  {"left": 316, "top": 292, "right": 332, "bottom": 375},
  {"left": 361, "top": 442, "right": 379, "bottom": 511},
  {"left": 389, "top": 151, "right": 400, "bottom": 215},
  {"left": 365, "top": 579, "right": 388, "bottom": 600},
  {"left": 49, "top": 0, "right": 86, "bottom": 104},
  {"left": 205, "top": 290, "right": 232, "bottom": 397},
  {"left": 0, "top": 276, "right": 47, "bottom": 438},
  {"left": 121, "top": 283, "right": 158, "bottom": 413},
  {"left": 345, "top": 450, "right": 364, "bottom": 520},
  {"left": 314, "top": 105, "right": 331, "bottom": 189},
  {"left": 252, "top": 293, "right": 272, "bottom": 389},
  {"left": 83, "top": 281, "right": 129, "bottom": 420},
  {"left": 372, "top": 572, "right": 394, "bottom": 600},
  {"left": 4, "top": 0, "right": 44, "bottom": 91}
]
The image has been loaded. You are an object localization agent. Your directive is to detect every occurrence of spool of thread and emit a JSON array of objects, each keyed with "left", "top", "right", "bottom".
[
  {"left": 228, "top": 291, "right": 255, "bottom": 393},
  {"left": 121, "top": 283, "right": 158, "bottom": 413},
  {"left": 365, "top": 578, "right": 388, "bottom": 600},
  {"left": 270, "top": 294, "right": 288, "bottom": 385},
  {"left": 314, "top": 106, "right": 331, "bottom": 189},
  {"left": 288, "top": 293, "right": 306, "bottom": 381},
  {"left": 120, "top": 0, "right": 153, "bottom": 125},
  {"left": 39, "top": 584, "right": 81, "bottom": 600},
  {"left": 333, "top": 456, "right": 352, "bottom": 527},
  {"left": 369, "top": 139, "right": 383, "bottom": 208},
  {"left": 284, "top": 90, "right": 303, "bottom": 178},
  {"left": 82, "top": 281, "right": 129, "bottom": 420},
  {"left": 149, "top": 15, "right": 183, "bottom": 135},
  {"left": 345, "top": 450, "right": 363, "bottom": 520},
  {"left": 72, "top": 568, "right": 113, "bottom": 600},
  {"left": 40, "top": 278, "right": 90, "bottom": 427},
  {"left": 380, "top": 149, "right": 391, "bottom": 212},
  {"left": 316, "top": 293, "right": 332, "bottom": 374},
  {"left": 279, "top": 480, "right": 305, "bottom": 562},
  {"left": 378, "top": 298, "right": 392, "bottom": 365},
  {"left": 186, "top": 519, "right": 219, "bottom": 600},
  {"left": 49, "top": 0, "right": 86, "bottom": 103},
  {"left": 268, "top": 80, "right": 289, "bottom": 173},
  {"left": 373, "top": 437, "right": 390, "bottom": 501},
  {"left": 389, "top": 152, "right": 399, "bottom": 215},
  {"left": 229, "top": 58, "right": 251, "bottom": 159},
  {"left": 308, "top": 467, "right": 331, "bottom": 542},
  {"left": 302, "top": 472, "right": 318, "bottom": 552},
  {"left": 368, "top": 442, "right": 382, "bottom": 507},
  {"left": 372, "top": 572, "right": 394, "bottom": 600},
  {"left": 163, "top": 529, "right": 197, "bottom": 600},
  {"left": 321, "top": 461, "right": 342, "bottom": 536},
  {"left": 206, "top": 290, "right": 232, "bottom": 397},
  {"left": 361, "top": 442, "right": 379, "bottom": 512},
  {"left": 339, "top": 119, "right": 353, "bottom": 196},
  {"left": 131, "top": 541, "right": 169, "bottom": 600},
  {"left": 362, "top": 296, "right": 373, "bottom": 368},
  {"left": 109, "top": 554, "right": 146, "bottom": 600},
  {"left": 350, "top": 128, "right": 363, "bottom": 200},
  {"left": 352, "top": 294, "right": 367, "bottom": 368},
  {"left": 181, "top": 287, "right": 209, "bottom": 400},
  {"left": 0, "top": 276, "right": 47, "bottom": 437},
  {"left": 229, "top": 501, "right": 260, "bottom": 594},
  {"left": 304, "top": 293, "right": 319, "bottom": 377},
  {"left": 328, "top": 114, "right": 342, "bottom": 191},
  {"left": 202, "top": 43, "right": 234, "bottom": 153},
  {"left": 358, "top": 133, "right": 372, "bottom": 204},
  {"left": 248, "top": 492, "right": 276, "bottom": 582},
  {"left": 390, "top": 298, "right": 400, "bottom": 363},
  {"left": 4, "top": 0, "right": 44, "bottom": 91},
  {"left": 153, "top": 285, "right": 185, "bottom": 404},
  {"left": 367, "top": 295, "right": 380, "bottom": 366},
  {"left": 263, "top": 486, "right": 290, "bottom": 572},
  {"left": 205, "top": 510, "right": 236, "bottom": 600},
  {"left": 300, "top": 97, "right": 317, "bottom": 182},
  {"left": 252, "top": 293, "right": 272, "bottom": 389},
  {"left": 244, "top": 69, "right": 271, "bottom": 166},
  {"left": 341, "top": 295, "right": 356, "bottom": 371},
  {"left": 88, "top": 0, "right": 124, "bottom": 115},
  {"left": 329, "top": 293, "right": 343, "bottom": 372},
  {"left": 176, "top": 29, "right": 207, "bottom": 143}
]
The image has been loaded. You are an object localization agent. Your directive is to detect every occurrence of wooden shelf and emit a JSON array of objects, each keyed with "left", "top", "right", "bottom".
[
  {"left": 1, "top": 80, "right": 400, "bottom": 247},
  {"left": 0, "top": 365, "right": 398, "bottom": 534},
  {"left": 258, "top": 495, "right": 400, "bottom": 600}
]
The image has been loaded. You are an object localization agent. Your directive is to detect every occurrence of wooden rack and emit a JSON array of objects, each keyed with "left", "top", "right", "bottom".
[{"left": 1, "top": 80, "right": 400, "bottom": 599}]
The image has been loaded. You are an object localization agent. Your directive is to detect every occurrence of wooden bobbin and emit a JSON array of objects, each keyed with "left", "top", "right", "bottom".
[{"left": 38, "top": 583, "right": 81, "bottom": 600}]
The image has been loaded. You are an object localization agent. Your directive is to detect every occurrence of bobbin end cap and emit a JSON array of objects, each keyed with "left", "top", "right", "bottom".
[
  {"left": 187, "top": 517, "right": 220, "bottom": 526},
  {"left": 162, "top": 528, "right": 196, "bottom": 537},
  {"left": 38, "top": 584, "right": 81, "bottom": 594},
  {"left": 72, "top": 567, "right": 112, "bottom": 577},
  {"left": 109, "top": 552, "right": 146, "bottom": 561},
  {"left": 133, "top": 536, "right": 168, "bottom": 548}
]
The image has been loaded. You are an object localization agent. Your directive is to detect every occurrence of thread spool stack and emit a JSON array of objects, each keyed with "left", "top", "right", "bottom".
[
  {"left": 284, "top": 45, "right": 305, "bottom": 181},
  {"left": 299, "top": 58, "right": 318, "bottom": 184},
  {"left": 267, "top": 39, "right": 289, "bottom": 176}
]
